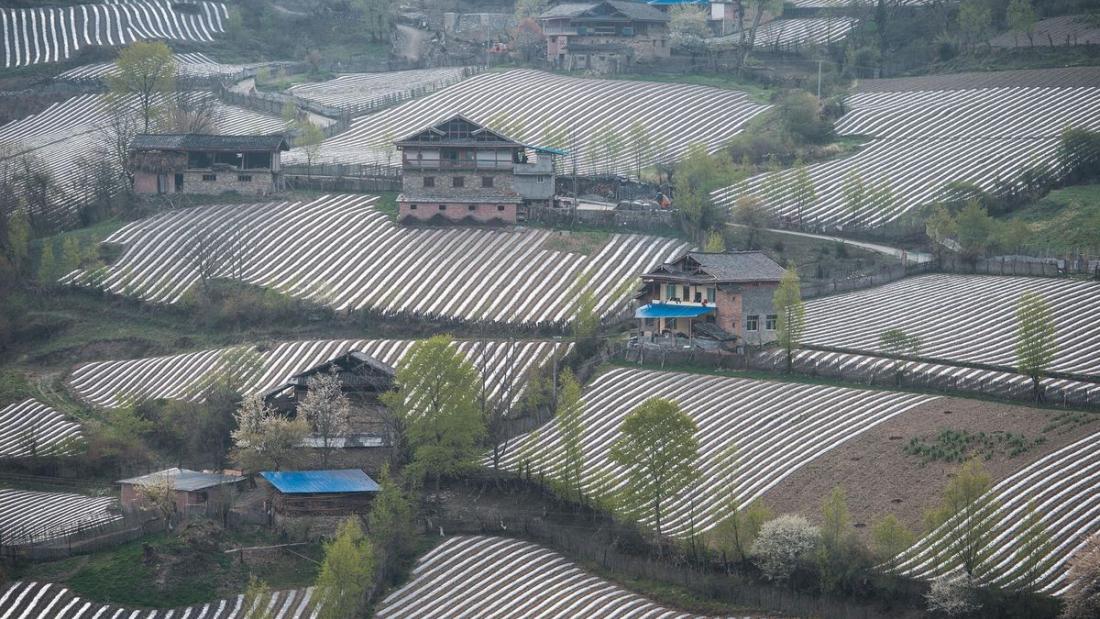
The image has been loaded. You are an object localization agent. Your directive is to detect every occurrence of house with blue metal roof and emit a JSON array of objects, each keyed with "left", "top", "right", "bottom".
[
  {"left": 635, "top": 251, "right": 784, "bottom": 348},
  {"left": 260, "top": 469, "right": 380, "bottom": 517}
]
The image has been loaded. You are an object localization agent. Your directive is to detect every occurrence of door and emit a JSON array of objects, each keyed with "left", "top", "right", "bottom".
[{"left": 174, "top": 174, "right": 184, "bottom": 192}]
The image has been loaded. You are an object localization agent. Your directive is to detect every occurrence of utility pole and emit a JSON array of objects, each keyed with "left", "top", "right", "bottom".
[{"left": 817, "top": 58, "right": 823, "bottom": 99}]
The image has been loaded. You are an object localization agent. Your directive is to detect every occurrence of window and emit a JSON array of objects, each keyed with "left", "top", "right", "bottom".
[
  {"left": 682, "top": 285, "right": 690, "bottom": 300},
  {"left": 468, "top": 205, "right": 477, "bottom": 211},
  {"left": 237, "top": 175, "right": 252, "bottom": 182},
  {"left": 665, "top": 284, "right": 676, "bottom": 300},
  {"left": 497, "top": 205, "right": 506, "bottom": 211},
  {"left": 481, "top": 176, "right": 494, "bottom": 188},
  {"left": 706, "top": 287, "right": 716, "bottom": 303},
  {"left": 423, "top": 176, "right": 435, "bottom": 188},
  {"left": 202, "top": 174, "right": 217, "bottom": 182},
  {"left": 746, "top": 315, "right": 759, "bottom": 331},
  {"left": 438, "top": 204, "right": 447, "bottom": 211},
  {"left": 667, "top": 318, "right": 678, "bottom": 329},
  {"left": 766, "top": 314, "right": 778, "bottom": 330},
  {"left": 409, "top": 204, "right": 418, "bottom": 210},
  {"left": 453, "top": 176, "right": 464, "bottom": 188},
  {"left": 693, "top": 290, "right": 702, "bottom": 303}
]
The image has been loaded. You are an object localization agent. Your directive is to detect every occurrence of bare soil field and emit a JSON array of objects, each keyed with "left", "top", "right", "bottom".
[
  {"left": 759, "top": 396, "right": 1098, "bottom": 537},
  {"left": 854, "top": 66, "right": 1100, "bottom": 92}
]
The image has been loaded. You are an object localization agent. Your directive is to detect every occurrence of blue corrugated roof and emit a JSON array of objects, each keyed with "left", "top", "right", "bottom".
[
  {"left": 648, "top": 0, "right": 707, "bottom": 5},
  {"left": 635, "top": 303, "right": 715, "bottom": 319},
  {"left": 260, "top": 469, "right": 380, "bottom": 494}
]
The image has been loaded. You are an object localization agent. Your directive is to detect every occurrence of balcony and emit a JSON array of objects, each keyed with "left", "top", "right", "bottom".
[
  {"left": 513, "top": 159, "right": 554, "bottom": 175},
  {"left": 402, "top": 160, "right": 514, "bottom": 171}
]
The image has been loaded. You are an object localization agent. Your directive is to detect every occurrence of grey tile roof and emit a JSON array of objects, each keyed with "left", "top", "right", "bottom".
[
  {"left": 647, "top": 251, "right": 786, "bottom": 283},
  {"left": 130, "top": 133, "right": 289, "bottom": 152},
  {"left": 539, "top": 1, "right": 668, "bottom": 22},
  {"left": 118, "top": 468, "right": 245, "bottom": 492}
]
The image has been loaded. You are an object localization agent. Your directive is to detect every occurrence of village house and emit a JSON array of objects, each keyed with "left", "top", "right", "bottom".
[
  {"left": 538, "top": 1, "right": 670, "bottom": 73},
  {"left": 118, "top": 468, "right": 246, "bottom": 520},
  {"left": 260, "top": 469, "right": 379, "bottom": 530},
  {"left": 128, "top": 134, "right": 289, "bottom": 196},
  {"left": 635, "top": 251, "right": 785, "bottom": 349},
  {"left": 646, "top": 0, "right": 739, "bottom": 36},
  {"left": 395, "top": 115, "right": 559, "bottom": 225}
]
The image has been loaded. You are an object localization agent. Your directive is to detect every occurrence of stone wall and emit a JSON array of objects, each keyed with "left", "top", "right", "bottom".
[
  {"left": 402, "top": 169, "right": 516, "bottom": 196},
  {"left": 399, "top": 201, "right": 518, "bottom": 224},
  {"left": 180, "top": 170, "right": 279, "bottom": 196}
]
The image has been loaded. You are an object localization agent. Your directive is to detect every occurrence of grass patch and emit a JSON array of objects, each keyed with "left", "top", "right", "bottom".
[
  {"left": 374, "top": 191, "right": 399, "bottom": 221},
  {"left": 1000, "top": 183, "right": 1100, "bottom": 254},
  {"left": 540, "top": 230, "right": 611, "bottom": 255},
  {"left": 903, "top": 428, "right": 1046, "bottom": 465},
  {"left": 602, "top": 71, "right": 775, "bottom": 104}
]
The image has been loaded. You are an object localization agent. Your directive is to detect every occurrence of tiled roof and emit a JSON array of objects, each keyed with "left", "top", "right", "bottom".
[
  {"left": 539, "top": 1, "right": 668, "bottom": 22},
  {"left": 646, "top": 251, "right": 786, "bottom": 283},
  {"left": 130, "top": 133, "right": 290, "bottom": 152}
]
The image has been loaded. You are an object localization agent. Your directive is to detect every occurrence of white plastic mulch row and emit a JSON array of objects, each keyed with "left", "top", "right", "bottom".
[
  {"left": 0, "top": 92, "right": 287, "bottom": 222},
  {"left": 1, "top": 1, "right": 228, "bottom": 69},
  {"left": 802, "top": 274, "right": 1100, "bottom": 377},
  {"left": 376, "top": 535, "right": 750, "bottom": 618},
  {"left": 712, "top": 17, "right": 859, "bottom": 49},
  {"left": 894, "top": 430, "right": 1100, "bottom": 595},
  {"left": 712, "top": 79, "right": 1100, "bottom": 228},
  {"left": 283, "top": 69, "right": 771, "bottom": 176},
  {"left": 57, "top": 51, "right": 264, "bottom": 81},
  {"left": 61, "top": 194, "right": 690, "bottom": 325},
  {"left": 68, "top": 338, "right": 572, "bottom": 410},
  {"left": 0, "top": 399, "right": 83, "bottom": 458},
  {"left": 0, "top": 489, "right": 120, "bottom": 545},
  {"left": 0, "top": 581, "right": 319, "bottom": 618},
  {"left": 496, "top": 367, "right": 935, "bottom": 537},
  {"left": 288, "top": 66, "right": 475, "bottom": 115}
]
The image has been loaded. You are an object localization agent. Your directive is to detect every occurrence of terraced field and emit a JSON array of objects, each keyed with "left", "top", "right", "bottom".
[
  {"left": 990, "top": 15, "right": 1100, "bottom": 48},
  {"left": 498, "top": 368, "right": 935, "bottom": 537},
  {"left": 802, "top": 274, "right": 1100, "bottom": 377},
  {"left": 284, "top": 69, "right": 770, "bottom": 176},
  {"left": 69, "top": 338, "right": 570, "bottom": 409},
  {"left": 894, "top": 429, "right": 1100, "bottom": 595},
  {"left": 57, "top": 51, "right": 268, "bottom": 81},
  {"left": 0, "top": 399, "right": 83, "bottom": 458},
  {"left": 0, "top": 489, "right": 120, "bottom": 545},
  {"left": 0, "top": 581, "right": 317, "bottom": 618},
  {"left": 1, "top": 0, "right": 228, "bottom": 69},
  {"left": 0, "top": 92, "right": 286, "bottom": 223},
  {"left": 712, "top": 70, "right": 1100, "bottom": 228},
  {"left": 376, "top": 535, "right": 737, "bottom": 618},
  {"left": 739, "top": 17, "right": 859, "bottom": 48},
  {"left": 62, "top": 194, "right": 689, "bottom": 325},
  {"left": 288, "top": 66, "right": 476, "bottom": 116}
]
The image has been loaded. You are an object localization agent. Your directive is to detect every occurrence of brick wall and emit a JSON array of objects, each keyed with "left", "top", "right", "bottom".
[
  {"left": 403, "top": 170, "right": 516, "bottom": 196},
  {"left": 399, "top": 201, "right": 518, "bottom": 224}
]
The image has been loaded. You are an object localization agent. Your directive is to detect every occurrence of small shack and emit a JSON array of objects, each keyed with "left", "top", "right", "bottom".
[
  {"left": 118, "top": 468, "right": 245, "bottom": 519},
  {"left": 260, "top": 469, "right": 380, "bottom": 518},
  {"left": 129, "top": 133, "right": 289, "bottom": 196}
]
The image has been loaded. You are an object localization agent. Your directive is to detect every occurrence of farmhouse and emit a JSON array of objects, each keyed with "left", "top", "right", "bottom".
[
  {"left": 635, "top": 251, "right": 784, "bottom": 347},
  {"left": 118, "top": 468, "right": 246, "bottom": 520},
  {"left": 538, "top": 1, "right": 670, "bottom": 73},
  {"left": 260, "top": 469, "right": 379, "bottom": 521},
  {"left": 395, "top": 115, "right": 559, "bottom": 225},
  {"left": 129, "top": 133, "right": 289, "bottom": 196}
]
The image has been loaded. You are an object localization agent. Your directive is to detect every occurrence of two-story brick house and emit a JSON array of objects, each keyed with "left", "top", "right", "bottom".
[
  {"left": 538, "top": 1, "right": 670, "bottom": 73},
  {"left": 129, "top": 134, "right": 289, "bottom": 196},
  {"left": 395, "top": 115, "right": 558, "bottom": 225},
  {"left": 635, "top": 251, "right": 786, "bottom": 347}
]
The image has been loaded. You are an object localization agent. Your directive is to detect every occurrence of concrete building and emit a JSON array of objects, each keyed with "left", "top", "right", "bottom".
[
  {"left": 538, "top": 1, "right": 670, "bottom": 73},
  {"left": 118, "top": 468, "right": 245, "bottom": 520},
  {"left": 635, "top": 251, "right": 785, "bottom": 348},
  {"left": 129, "top": 134, "right": 289, "bottom": 196},
  {"left": 395, "top": 115, "right": 559, "bottom": 224}
]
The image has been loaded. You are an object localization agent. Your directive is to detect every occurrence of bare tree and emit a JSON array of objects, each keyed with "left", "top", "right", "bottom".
[
  {"left": 168, "top": 90, "right": 220, "bottom": 134},
  {"left": 189, "top": 227, "right": 226, "bottom": 292}
]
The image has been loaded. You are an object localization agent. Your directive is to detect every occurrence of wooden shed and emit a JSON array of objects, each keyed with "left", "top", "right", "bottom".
[{"left": 259, "top": 469, "right": 380, "bottom": 516}]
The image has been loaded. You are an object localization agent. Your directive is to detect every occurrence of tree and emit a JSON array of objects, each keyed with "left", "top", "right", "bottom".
[
  {"left": 1006, "top": 0, "right": 1036, "bottom": 47},
  {"left": 5, "top": 211, "right": 30, "bottom": 274},
  {"left": 879, "top": 328, "right": 921, "bottom": 385},
  {"left": 231, "top": 395, "right": 309, "bottom": 472},
  {"left": 1062, "top": 533, "right": 1100, "bottom": 619},
  {"left": 714, "top": 500, "right": 773, "bottom": 569},
  {"left": 926, "top": 573, "right": 979, "bottom": 616},
  {"left": 298, "top": 370, "right": 351, "bottom": 467},
  {"left": 955, "top": 200, "right": 996, "bottom": 261},
  {"left": 773, "top": 265, "right": 804, "bottom": 373},
  {"left": 1016, "top": 500, "right": 1055, "bottom": 592},
  {"left": 751, "top": 514, "right": 820, "bottom": 581},
  {"left": 737, "top": 0, "right": 784, "bottom": 72},
  {"left": 608, "top": 398, "right": 699, "bottom": 537},
  {"left": 925, "top": 204, "right": 958, "bottom": 262},
  {"left": 925, "top": 459, "right": 995, "bottom": 579},
  {"left": 513, "top": 18, "right": 545, "bottom": 63},
  {"left": 36, "top": 240, "right": 55, "bottom": 286},
  {"left": 315, "top": 517, "right": 375, "bottom": 619},
  {"left": 554, "top": 368, "right": 585, "bottom": 504},
  {"left": 627, "top": 120, "right": 653, "bottom": 180},
  {"left": 669, "top": 5, "right": 709, "bottom": 63},
  {"left": 842, "top": 170, "right": 866, "bottom": 226},
  {"left": 675, "top": 144, "right": 735, "bottom": 243},
  {"left": 570, "top": 271, "right": 600, "bottom": 358},
  {"left": 137, "top": 471, "right": 178, "bottom": 529},
  {"left": 514, "top": 0, "right": 549, "bottom": 19},
  {"left": 958, "top": 0, "right": 992, "bottom": 52},
  {"left": 296, "top": 120, "right": 326, "bottom": 179},
  {"left": 380, "top": 335, "right": 485, "bottom": 488},
  {"left": 871, "top": 514, "right": 915, "bottom": 565},
  {"left": 1015, "top": 291, "right": 1056, "bottom": 403},
  {"left": 593, "top": 123, "right": 623, "bottom": 176},
  {"left": 242, "top": 576, "right": 275, "bottom": 619},
  {"left": 368, "top": 464, "right": 416, "bottom": 587},
  {"left": 733, "top": 194, "right": 770, "bottom": 250},
  {"left": 354, "top": 0, "right": 394, "bottom": 43},
  {"left": 817, "top": 486, "right": 864, "bottom": 593},
  {"left": 109, "top": 41, "right": 176, "bottom": 133},
  {"left": 704, "top": 231, "right": 726, "bottom": 253},
  {"left": 791, "top": 163, "right": 816, "bottom": 230}
]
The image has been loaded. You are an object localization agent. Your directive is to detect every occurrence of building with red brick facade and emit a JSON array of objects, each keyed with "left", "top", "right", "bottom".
[
  {"left": 635, "top": 251, "right": 785, "bottom": 348},
  {"left": 538, "top": 1, "right": 670, "bottom": 73}
]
